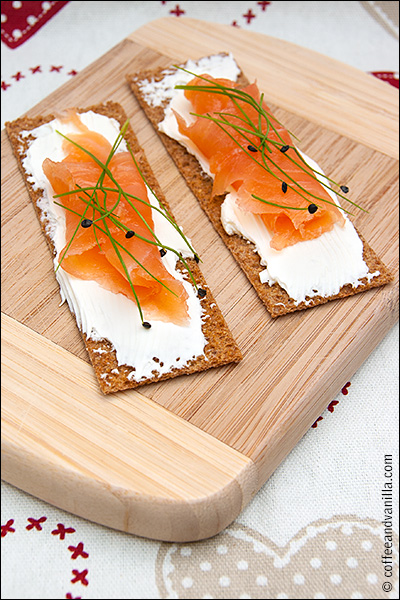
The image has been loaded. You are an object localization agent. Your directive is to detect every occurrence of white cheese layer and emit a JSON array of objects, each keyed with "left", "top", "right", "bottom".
[
  {"left": 221, "top": 191, "right": 379, "bottom": 303},
  {"left": 138, "top": 53, "right": 241, "bottom": 176},
  {"left": 136, "top": 54, "right": 378, "bottom": 304},
  {"left": 21, "top": 111, "right": 207, "bottom": 383}
]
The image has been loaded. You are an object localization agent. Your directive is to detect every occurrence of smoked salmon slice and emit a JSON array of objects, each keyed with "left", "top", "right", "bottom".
[
  {"left": 43, "top": 113, "right": 190, "bottom": 326},
  {"left": 175, "top": 75, "right": 345, "bottom": 251}
]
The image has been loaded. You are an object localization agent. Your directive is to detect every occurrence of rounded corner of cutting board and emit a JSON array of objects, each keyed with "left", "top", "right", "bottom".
[
  {"left": 1, "top": 435, "right": 258, "bottom": 542},
  {"left": 1, "top": 313, "right": 259, "bottom": 542},
  {"left": 2, "top": 18, "right": 398, "bottom": 542}
]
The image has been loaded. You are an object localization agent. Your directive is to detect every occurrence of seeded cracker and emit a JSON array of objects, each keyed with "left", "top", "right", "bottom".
[
  {"left": 127, "top": 55, "right": 392, "bottom": 318},
  {"left": 6, "top": 102, "right": 242, "bottom": 394}
]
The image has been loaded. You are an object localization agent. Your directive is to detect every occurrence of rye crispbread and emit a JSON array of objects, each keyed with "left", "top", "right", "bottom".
[
  {"left": 127, "top": 56, "right": 393, "bottom": 318},
  {"left": 6, "top": 102, "right": 242, "bottom": 394}
]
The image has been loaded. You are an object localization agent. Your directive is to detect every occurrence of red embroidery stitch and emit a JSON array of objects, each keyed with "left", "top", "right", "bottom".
[
  {"left": 26, "top": 516, "right": 47, "bottom": 531},
  {"left": 11, "top": 71, "right": 25, "bottom": 81},
  {"left": 68, "top": 542, "right": 89, "bottom": 559},
  {"left": 258, "top": 1, "right": 271, "bottom": 10},
  {"left": 50, "top": 65, "right": 63, "bottom": 72},
  {"left": 341, "top": 381, "right": 351, "bottom": 395},
  {"left": 71, "top": 569, "right": 89, "bottom": 586},
  {"left": 1, "top": 81, "right": 11, "bottom": 91},
  {"left": 52, "top": 523, "right": 76, "bottom": 539},
  {"left": 328, "top": 400, "right": 339, "bottom": 413},
  {"left": 232, "top": 20, "right": 240, "bottom": 27},
  {"left": 67, "top": 69, "right": 78, "bottom": 76},
  {"left": 243, "top": 9, "right": 256, "bottom": 24},
  {"left": 1, "top": 519, "right": 15, "bottom": 537},
  {"left": 30, "top": 65, "right": 42, "bottom": 74},
  {"left": 3, "top": 513, "right": 90, "bottom": 595},
  {"left": 169, "top": 4, "right": 185, "bottom": 17},
  {"left": 312, "top": 416, "right": 323, "bottom": 428}
]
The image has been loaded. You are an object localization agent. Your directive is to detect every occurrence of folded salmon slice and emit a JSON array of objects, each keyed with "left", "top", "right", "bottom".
[
  {"left": 43, "top": 114, "right": 189, "bottom": 325},
  {"left": 176, "top": 75, "right": 345, "bottom": 251}
]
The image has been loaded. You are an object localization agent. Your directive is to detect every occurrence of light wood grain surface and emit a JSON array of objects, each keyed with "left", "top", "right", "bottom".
[
  {"left": 1, "top": 17, "right": 398, "bottom": 541},
  {"left": 1, "top": 313, "right": 258, "bottom": 541},
  {"left": 129, "top": 18, "right": 399, "bottom": 160}
]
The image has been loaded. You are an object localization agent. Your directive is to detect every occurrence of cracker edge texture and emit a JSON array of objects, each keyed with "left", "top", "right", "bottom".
[
  {"left": 126, "top": 59, "right": 393, "bottom": 319},
  {"left": 5, "top": 101, "right": 242, "bottom": 394}
]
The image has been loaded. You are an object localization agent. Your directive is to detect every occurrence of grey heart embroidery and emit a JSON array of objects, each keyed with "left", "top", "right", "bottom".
[{"left": 156, "top": 515, "right": 399, "bottom": 599}]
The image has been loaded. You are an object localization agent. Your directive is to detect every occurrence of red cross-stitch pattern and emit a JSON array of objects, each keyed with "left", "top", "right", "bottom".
[
  {"left": 1, "top": 519, "right": 15, "bottom": 537},
  {"left": 71, "top": 569, "right": 89, "bottom": 586},
  {"left": 243, "top": 9, "right": 256, "bottom": 24},
  {"left": 2, "top": 515, "right": 89, "bottom": 598},
  {"left": 68, "top": 542, "right": 89, "bottom": 560},
  {"left": 169, "top": 4, "right": 185, "bottom": 17},
  {"left": 311, "top": 416, "right": 323, "bottom": 428},
  {"left": 26, "top": 516, "right": 47, "bottom": 531},
  {"left": 258, "top": 1, "right": 271, "bottom": 10},
  {"left": 1, "top": 64, "right": 78, "bottom": 92},
  {"left": 52, "top": 523, "right": 76, "bottom": 539},
  {"left": 328, "top": 400, "right": 339, "bottom": 413},
  {"left": 11, "top": 71, "right": 25, "bottom": 81},
  {"left": 341, "top": 381, "right": 351, "bottom": 395}
]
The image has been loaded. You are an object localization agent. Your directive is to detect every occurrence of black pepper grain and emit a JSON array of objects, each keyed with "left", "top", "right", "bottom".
[{"left": 81, "top": 219, "right": 93, "bottom": 228}]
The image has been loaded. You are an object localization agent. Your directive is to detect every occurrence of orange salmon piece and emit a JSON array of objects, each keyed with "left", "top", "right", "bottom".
[
  {"left": 43, "top": 115, "right": 189, "bottom": 325},
  {"left": 176, "top": 75, "right": 345, "bottom": 250}
]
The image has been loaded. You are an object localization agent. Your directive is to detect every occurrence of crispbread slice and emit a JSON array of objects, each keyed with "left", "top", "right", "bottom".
[
  {"left": 6, "top": 101, "right": 242, "bottom": 394},
  {"left": 127, "top": 57, "right": 393, "bottom": 318}
]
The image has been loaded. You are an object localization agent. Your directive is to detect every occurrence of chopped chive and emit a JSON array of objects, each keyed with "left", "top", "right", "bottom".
[
  {"left": 53, "top": 120, "right": 202, "bottom": 325},
  {"left": 174, "top": 66, "right": 365, "bottom": 214},
  {"left": 251, "top": 194, "right": 308, "bottom": 211}
]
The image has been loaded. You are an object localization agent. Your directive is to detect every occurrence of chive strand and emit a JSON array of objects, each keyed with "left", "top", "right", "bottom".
[
  {"left": 174, "top": 66, "right": 362, "bottom": 213},
  {"left": 54, "top": 199, "right": 178, "bottom": 298},
  {"left": 52, "top": 121, "right": 201, "bottom": 323},
  {"left": 55, "top": 193, "right": 200, "bottom": 291}
]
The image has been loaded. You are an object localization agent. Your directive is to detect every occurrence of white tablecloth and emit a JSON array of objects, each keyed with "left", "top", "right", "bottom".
[{"left": 1, "top": 2, "right": 398, "bottom": 599}]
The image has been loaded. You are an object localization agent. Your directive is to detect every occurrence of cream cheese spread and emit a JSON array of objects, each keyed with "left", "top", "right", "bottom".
[
  {"left": 21, "top": 111, "right": 207, "bottom": 383},
  {"left": 136, "top": 54, "right": 378, "bottom": 305},
  {"left": 138, "top": 53, "right": 241, "bottom": 176}
]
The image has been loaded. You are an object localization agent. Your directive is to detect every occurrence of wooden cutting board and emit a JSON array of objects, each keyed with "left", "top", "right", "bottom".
[{"left": 1, "top": 17, "right": 399, "bottom": 542}]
